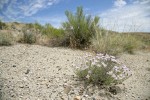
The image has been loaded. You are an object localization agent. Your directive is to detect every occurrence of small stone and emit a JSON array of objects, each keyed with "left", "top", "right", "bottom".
[
  {"left": 19, "top": 84, "right": 24, "bottom": 88},
  {"left": 84, "top": 95, "right": 88, "bottom": 97},
  {"left": 82, "top": 98, "right": 86, "bottom": 100},
  {"left": 12, "top": 65, "right": 16, "bottom": 67},
  {"left": 64, "top": 86, "right": 71, "bottom": 94},
  {"left": 25, "top": 69, "right": 30, "bottom": 74},
  {"left": 74, "top": 96, "right": 81, "bottom": 100}
]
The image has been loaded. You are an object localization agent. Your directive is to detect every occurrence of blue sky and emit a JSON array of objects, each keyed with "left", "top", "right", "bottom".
[{"left": 0, "top": 0, "right": 150, "bottom": 32}]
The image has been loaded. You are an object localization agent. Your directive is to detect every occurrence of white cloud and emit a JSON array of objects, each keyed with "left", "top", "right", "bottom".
[
  {"left": 99, "top": 0, "right": 150, "bottom": 32},
  {"left": 133, "top": 0, "right": 150, "bottom": 4},
  {"left": 0, "top": 0, "right": 60, "bottom": 20},
  {"left": 114, "top": 0, "right": 127, "bottom": 8}
]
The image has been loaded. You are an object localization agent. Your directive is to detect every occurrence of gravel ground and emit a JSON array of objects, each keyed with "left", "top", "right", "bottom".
[{"left": 0, "top": 44, "right": 150, "bottom": 100}]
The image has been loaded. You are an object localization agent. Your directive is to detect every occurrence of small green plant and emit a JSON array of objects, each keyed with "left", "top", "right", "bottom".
[
  {"left": 74, "top": 53, "right": 131, "bottom": 85},
  {"left": 0, "top": 32, "right": 14, "bottom": 46}
]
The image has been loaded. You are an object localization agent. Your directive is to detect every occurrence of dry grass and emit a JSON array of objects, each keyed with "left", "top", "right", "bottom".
[
  {"left": 91, "top": 30, "right": 143, "bottom": 55},
  {"left": 0, "top": 32, "right": 14, "bottom": 46}
]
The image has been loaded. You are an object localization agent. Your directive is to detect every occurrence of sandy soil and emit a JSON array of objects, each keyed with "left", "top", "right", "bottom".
[{"left": 0, "top": 44, "right": 150, "bottom": 100}]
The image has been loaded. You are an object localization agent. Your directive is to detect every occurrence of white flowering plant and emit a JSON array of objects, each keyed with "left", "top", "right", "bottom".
[{"left": 74, "top": 53, "right": 131, "bottom": 85}]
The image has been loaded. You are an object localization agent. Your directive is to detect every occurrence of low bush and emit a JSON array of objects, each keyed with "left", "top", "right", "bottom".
[
  {"left": 74, "top": 53, "right": 131, "bottom": 85},
  {"left": 0, "top": 20, "right": 7, "bottom": 30},
  {"left": 42, "top": 23, "right": 64, "bottom": 39},
  {"left": 0, "top": 32, "right": 14, "bottom": 46},
  {"left": 23, "top": 32, "right": 36, "bottom": 44},
  {"left": 122, "top": 34, "right": 142, "bottom": 54}
]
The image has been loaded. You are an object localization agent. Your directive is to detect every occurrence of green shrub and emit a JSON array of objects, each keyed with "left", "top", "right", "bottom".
[
  {"left": 62, "top": 6, "right": 100, "bottom": 48},
  {"left": 19, "top": 23, "right": 41, "bottom": 44},
  {"left": 22, "top": 32, "right": 36, "bottom": 44},
  {"left": 0, "top": 33, "right": 14, "bottom": 46},
  {"left": 42, "top": 23, "right": 64, "bottom": 38},
  {"left": 74, "top": 53, "right": 131, "bottom": 85}
]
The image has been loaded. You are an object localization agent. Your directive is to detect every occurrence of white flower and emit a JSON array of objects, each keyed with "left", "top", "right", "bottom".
[
  {"left": 107, "top": 71, "right": 113, "bottom": 75},
  {"left": 86, "top": 74, "right": 90, "bottom": 79},
  {"left": 88, "top": 70, "right": 92, "bottom": 74},
  {"left": 101, "top": 62, "right": 107, "bottom": 67},
  {"left": 91, "top": 61, "right": 96, "bottom": 66},
  {"left": 111, "top": 58, "right": 117, "bottom": 63}
]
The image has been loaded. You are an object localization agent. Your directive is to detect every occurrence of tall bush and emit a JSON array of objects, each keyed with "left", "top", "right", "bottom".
[{"left": 62, "top": 6, "right": 100, "bottom": 48}]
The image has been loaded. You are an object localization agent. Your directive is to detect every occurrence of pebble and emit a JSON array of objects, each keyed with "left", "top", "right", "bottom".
[
  {"left": 25, "top": 69, "right": 30, "bottom": 74},
  {"left": 74, "top": 96, "right": 81, "bottom": 100},
  {"left": 64, "top": 86, "right": 71, "bottom": 94},
  {"left": 12, "top": 65, "right": 16, "bottom": 67}
]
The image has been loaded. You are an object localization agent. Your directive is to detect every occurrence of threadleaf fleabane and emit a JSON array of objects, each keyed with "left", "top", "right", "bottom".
[{"left": 74, "top": 53, "right": 131, "bottom": 85}]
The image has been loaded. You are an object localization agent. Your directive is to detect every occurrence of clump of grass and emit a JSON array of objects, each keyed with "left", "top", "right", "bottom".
[
  {"left": 0, "top": 32, "right": 14, "bottom": 46},
  {"left": 91, "top": 29, "right": 143, "bottom": 55},
  {"left": 122, "top": 34, "right": 142, "bottom": 54},
  {"left": 74, "top": 53, "right": 131, "bottom": 85}
]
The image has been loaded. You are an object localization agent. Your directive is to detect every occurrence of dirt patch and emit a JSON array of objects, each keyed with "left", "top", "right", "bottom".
[{"left": 0, "top": 44, "right": 150, "bottom": 100}]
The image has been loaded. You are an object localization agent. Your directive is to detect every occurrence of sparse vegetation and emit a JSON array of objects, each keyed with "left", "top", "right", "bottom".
[
  {"left": 0, "top": 7, "right": 148, "bottom": 54},
  {"left": 91, "top": 28, "right": 143, "bottom": 55}
]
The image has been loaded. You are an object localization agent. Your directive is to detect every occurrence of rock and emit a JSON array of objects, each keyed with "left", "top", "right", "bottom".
[
  {"left": 19, "top": 85, "right": 24, "bottom": 88},
  {"left": 82, "top": 98, "right": 86, "bottom": 100},
  {"left": 64, "top": 86, "right": 71, "bottom": 94},
  {"left": 25, "top": 69, "right": 30, "bottom": 74},
  {"left": 84, "top": 94, "right": 88, "bottom": 97},
  {"left": 74, "top": 96, "right": 81, "bottom": 100},
  {"left": 12, "top": 65, "right": 16, "bottom": 67},
  {"left": 109, "top": 86, "right": 121, "bottom": 95}
]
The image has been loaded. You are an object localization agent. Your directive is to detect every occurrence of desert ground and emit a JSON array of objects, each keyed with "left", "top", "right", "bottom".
[{"left": 0, "top": 44, "right": 150, "bottom": 100}]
